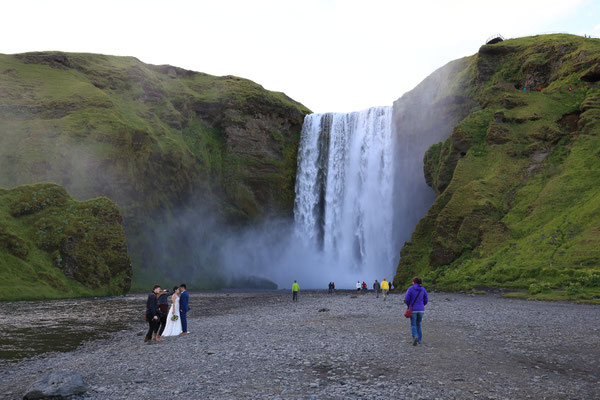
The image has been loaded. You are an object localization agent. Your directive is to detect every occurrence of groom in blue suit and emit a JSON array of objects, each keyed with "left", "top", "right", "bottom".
[{"left": 179, "top": 284, "right": 191, "bottom": 334}]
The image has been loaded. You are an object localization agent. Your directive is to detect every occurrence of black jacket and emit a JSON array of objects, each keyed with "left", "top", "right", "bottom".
[
  {"left": 157, "top": 291, "right": 174, "bottom": 306},
  {"left": 157, "top": 290, "right": 173, "bottom": 315},
  {"left": 146, "top": 293, "right": 158, "bottom": 318}
]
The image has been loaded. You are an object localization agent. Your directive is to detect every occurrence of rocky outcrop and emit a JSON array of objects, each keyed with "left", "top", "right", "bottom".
[
  {"left": 394, "top": 34, "right": 600, "bottom": 295},
  {"left": 390, "top": 56, "right": 474, "bottom": 252},
  {"left": 0, "top": 52, "right": 310, "bottom": 288},
  {"left": 0, "top": 183, "right": 132, "bottom": 300}
]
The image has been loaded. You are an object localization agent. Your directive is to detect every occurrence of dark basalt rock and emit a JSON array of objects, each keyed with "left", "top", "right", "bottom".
[
  {"left": 23, "top": 371, "right": 89, "bottom": 399},
  {"left": 580, "top": 64, "right": 600, "bottom": 82}
]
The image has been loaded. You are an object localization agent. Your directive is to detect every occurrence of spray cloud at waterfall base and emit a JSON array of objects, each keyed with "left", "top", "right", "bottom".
[
  {"left": 149, "top": 96, "right": 447, "bottom": 290},
  {"left": 219, "top": 106, "right": 401, "bottom": 289}
]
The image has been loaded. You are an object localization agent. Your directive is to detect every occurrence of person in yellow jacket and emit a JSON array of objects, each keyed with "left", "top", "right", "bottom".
[
  {"left": 381, "top": 278, "right": 390, "bottom": 301},
  {"left": 292, "top": 280, "right": 300, "bottom": 302}
]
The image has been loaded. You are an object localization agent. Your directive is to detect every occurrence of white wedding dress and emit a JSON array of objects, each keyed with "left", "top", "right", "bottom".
[{"left": 162, "top": 294, "right": 182, "bottom": 336}]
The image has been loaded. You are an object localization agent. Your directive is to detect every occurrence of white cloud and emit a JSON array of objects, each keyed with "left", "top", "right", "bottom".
[{"left": 1, "top": 0, "right": 595, "bottom": 112}]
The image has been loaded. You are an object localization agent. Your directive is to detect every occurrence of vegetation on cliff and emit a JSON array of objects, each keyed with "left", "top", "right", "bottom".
[
  {"left": 0, "top": 183, "right": 131, "bottom": 300},
  {"left": 0, "top": 52, "right": 310, "bottom": 290},
  {"left": 394, "top": 34, "right": 600, "bottom": 302}
]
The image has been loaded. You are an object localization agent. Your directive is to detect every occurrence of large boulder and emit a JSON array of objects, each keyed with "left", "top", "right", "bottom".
[{"left": 23, "top": 371, "right": 89, "bottom": 399}]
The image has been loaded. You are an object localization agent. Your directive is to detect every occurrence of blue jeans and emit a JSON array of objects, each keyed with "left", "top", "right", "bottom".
[{"left": 410, "top": 311, "right": 424, "bottom": 342}]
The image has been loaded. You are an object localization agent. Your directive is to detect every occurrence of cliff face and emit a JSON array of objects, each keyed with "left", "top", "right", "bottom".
[
  {"left": 394, "top": 34, "right": 600, "bottom": 301},
  {"left": 0, "top": 52, "right": 310, "bottom": 287},
  {"left": 391, "top": 56, "right": 474, "bottom": 252},
  {"left": 0, "top": 183, "right": 131, "bottom": 300}
]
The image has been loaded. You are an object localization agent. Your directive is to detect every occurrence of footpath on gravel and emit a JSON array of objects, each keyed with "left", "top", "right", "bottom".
[{"left": 1, "top": 291, "right": 598, "bottom": 399}]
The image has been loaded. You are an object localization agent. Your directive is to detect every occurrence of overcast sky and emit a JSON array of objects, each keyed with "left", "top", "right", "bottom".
[{"left": 3, "top": 0, "right": 599, "bottom": 113}]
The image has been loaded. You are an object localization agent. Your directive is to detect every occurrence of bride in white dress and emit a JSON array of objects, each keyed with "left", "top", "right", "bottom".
[{"left": 162, "top": 286, "right": 182, "bottom": 336}]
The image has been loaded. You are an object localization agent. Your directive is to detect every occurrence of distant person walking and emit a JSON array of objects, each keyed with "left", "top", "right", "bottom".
[
  {"left": 356, "top": 281, "right": 361, "bottom": 292},
  {"left": 179, "top": 284, "right": 190, "bottom": 335},
  {"left": 404, "top": 277, "right": 429, "bottom": 346},
  {"left": 328, "top": 282, "right": 334, "bottom": 294},
  {"left": 145, "top": 284, "right": 162, "bottom": 344},
  {"left": 381, "top": 278, "right": 389, "bottom": 301},
  {"left": 292, "top": 280, "right": 300, "bottom": 301},
  {"left": 373, "top": 280, "right": 381, "bottom": 298}
]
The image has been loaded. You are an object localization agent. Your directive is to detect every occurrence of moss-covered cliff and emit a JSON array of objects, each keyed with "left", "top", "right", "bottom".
[
  {"left": 0, "top": 52, "right": 310, "bottom": 288},
  {"left": 0, "top": 182, "right": 131, "bottom": 300},
  {"left": 394, "top": 34, "right": 600, "bottom": 301}
]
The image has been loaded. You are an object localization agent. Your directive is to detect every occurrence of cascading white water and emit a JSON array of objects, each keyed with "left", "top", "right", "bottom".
[
  {"left": 294, "top": 107, "right": 395, "bottom": 284},
  {"left": 219, "top": 66, "right": 457, "bottom": 289}
]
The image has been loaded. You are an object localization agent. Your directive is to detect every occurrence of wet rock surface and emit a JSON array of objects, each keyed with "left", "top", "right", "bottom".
[{"left": 1, "top": 291, "right": 598, "bottom": 399}]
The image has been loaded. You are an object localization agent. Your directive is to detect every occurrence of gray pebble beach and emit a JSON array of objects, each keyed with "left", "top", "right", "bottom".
[{"left": 1, "top": 291, "right": 599, "bottom": 399}]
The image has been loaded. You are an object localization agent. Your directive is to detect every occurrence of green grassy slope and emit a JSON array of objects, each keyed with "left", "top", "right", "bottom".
[
  {"left": 394, "top": 34, "right": 600, "bottom": 302},
  {"left": 0, "top": 183, "right": 131, "bottom": 301},
  {"left": 0, "top": 52, "right": 310, "bottom": 289}
]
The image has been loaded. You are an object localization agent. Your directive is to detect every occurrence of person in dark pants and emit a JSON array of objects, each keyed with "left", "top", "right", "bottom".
[
  {"left": 179, "top": 284, "right": 190, "bottom": 334},
  {"left": 373, "top": 280, "right": 381, "bottom": 298},
  {"left": 145, "top": 285, "right": 162, "bottom": 344},
  {"left": 156, "top": 288, "right": 173, "bottom": 341},
  {"left": 292, "top": 280, "right": 299, "bottom": 301}
]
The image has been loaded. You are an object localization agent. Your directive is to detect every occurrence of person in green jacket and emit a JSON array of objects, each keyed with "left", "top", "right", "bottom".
[{"left": 292, "top": 280, "right": 300, "bottom": 302}]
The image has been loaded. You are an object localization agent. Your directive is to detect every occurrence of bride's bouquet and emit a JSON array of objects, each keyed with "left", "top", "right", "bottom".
[{"left": 171, "top": 315, "right": 179, "bottom": 321}]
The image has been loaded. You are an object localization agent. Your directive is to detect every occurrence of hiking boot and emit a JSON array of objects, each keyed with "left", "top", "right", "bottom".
[{"left": 413, "top": 337, "right": 418, "bottom": 346}]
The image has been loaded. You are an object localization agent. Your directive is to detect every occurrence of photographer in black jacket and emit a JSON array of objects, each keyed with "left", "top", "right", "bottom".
[{"left": 145, "top": 285, "right": 162, "bottom": 344}]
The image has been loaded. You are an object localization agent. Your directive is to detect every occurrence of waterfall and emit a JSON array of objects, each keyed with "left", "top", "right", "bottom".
[{"left": 294, "top": 107, "right": 396, "bottom": 282}]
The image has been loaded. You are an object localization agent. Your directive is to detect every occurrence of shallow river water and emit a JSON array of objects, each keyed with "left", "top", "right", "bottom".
[
  {"left": 0, "top": 294, "right": 145, "bottom": 362},
  {"left": 0, "top": 290, "right": 287, "bottom": 363}
]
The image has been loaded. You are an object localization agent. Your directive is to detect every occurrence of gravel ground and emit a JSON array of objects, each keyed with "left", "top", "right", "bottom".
[{"left": 1, "top": 290, "right": 598, "bottom": 399}]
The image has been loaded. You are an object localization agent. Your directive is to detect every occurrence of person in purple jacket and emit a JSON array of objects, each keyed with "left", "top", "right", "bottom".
[{"left": 404, "top": 277, "right": 429, "bottom": 346}]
